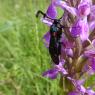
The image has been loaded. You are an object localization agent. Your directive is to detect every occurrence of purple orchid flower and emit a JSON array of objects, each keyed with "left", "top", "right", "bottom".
[
  {"left": 90, "top": 5, "right": 95, "bottom": 21},
  {"left": 84, "top": 40, "right": 95, "bottom": 58},
  {"left": 46, "top": 0, "right": 57, "bottom": 19},
  {"left": 82, "top": 39, "right": 95, "bottom": 74},
  {"left": 89, "top": 5, "right": 95, "bottom": 32},
  {"left": 43, "top": 31, "right": 50, "bottom": 48},
  {"left": 42, "top": 68, "right": 58, "bottom": 79},
  {"left": 84, "top": 49, "right": 95, "bottom": 58},
  {"left": 43, "top": 60, "right": 68, "bottom": 79},
  {"left": 67, "top": 77, "right": 86, "bottom": 93},
  {"left": 69, "top": 88, "right": 95, "bottom": 95},
  {"left": 55, "top": 0, "right": 92, "bottom": 42},
  {"left": 89, "top": 58, "right": 95, "bottom": 72},
  {"left": 92, "top": 39, "right": 95, "bottom": 47},
  {"left": 71, "top": 17, "right": 89, "bottom": 42},
  {"left": 68, "top": 91, "right": 79, "bottom": 95},
  {"left": 68, "top": 77, "right": 95, "bottom": 95},
  {"left": 86, "top": 87, "right": 95, "bottom": 95},
  {"left": 41, "top": 0, "right": 58, "bottom": 26}
]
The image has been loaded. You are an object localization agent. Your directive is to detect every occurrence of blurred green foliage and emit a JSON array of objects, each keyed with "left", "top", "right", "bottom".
[{"left": 0, "top": 0, "right": 61, "bottom": 95}]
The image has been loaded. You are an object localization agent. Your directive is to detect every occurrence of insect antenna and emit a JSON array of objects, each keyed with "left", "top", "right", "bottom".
[
  {"left": 36, "top": 10, "right": 56, "bottom": 20},
  {"left": 36, "top": 10, "right": 46, "bottom": 18}
]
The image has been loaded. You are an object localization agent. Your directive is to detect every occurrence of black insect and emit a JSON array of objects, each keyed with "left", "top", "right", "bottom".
[
  {"left": 49, "top": 20, "right": 62, "bottom": 64},
  {"left": 36, "top": 10, "right": 63, "bottom": 65}
]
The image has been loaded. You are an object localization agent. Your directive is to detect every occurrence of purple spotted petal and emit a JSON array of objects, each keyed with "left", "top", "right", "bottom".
[
  {"left": 80, "top": 18, "right": 89, "bottom": 42},
  {"left": 72, "top": 80, "right": 86, "bottom": 93},
  {"left": 71, "top": 19, "right": 82, "bottom": 37},
  {"left": 87, "top": 69, "right": 94, "bottom": 76},
  {"left": 91, "top": 5, "right": 95, "bottom": 14},
  {"left": 89, "top": 58, "right": 95, "bottom": 71},
  {"left": 46, "top": 3, "right": 57, "bottom": 19},
  {"left": 42, "top": 60, "right": 67, "bottom": 79},
  {"left": 43, "top": 32, "right": 50, "bottom": 48},
  {"left": 57, "top": 1, "right": 77, "bottom": 16},
  {"left": 61, "top": 68, "right": 68, "bottom": 75},
  {"left": 67, "top": 77, "right": 86, "bottom": 94},
  {"left": 65, "top": 48, "right": 73, "bottom": 57},
  {"left": 90, "top": 5, "right": 95, "bottom": 21},
  {"left": 68, "top": 77, "right": 95, "bottom": 95},
  {"left": 61, "top": 33, "right": 74, "bottom": 48},
  {"left": 42, "top": 69, "right": 58, "bottom": 79},
  {"left": 83, "top": 65, "right": 95, "bottom": 77},
  {"left": 77, "top": 85, "right": 86, "bottom": 93},
  {"left": 43, "top": 32, "right": 50, "bottom": 42},
  {"left": 71, "top": 18, "right": 89, "bottom": 42},
  {"left": 69, "top": 86, "right": 95, "bottom": 95},
  {"left": 84, "top": 49, "right": 95, "bottom": 57},
  {"left": 68, "top": 91, "right": 79, "bottom": 95},
  {"left": 82, "top": 0, "right": 92, "bottom": 5},
  {"left": 92, "top": 39, "right": 95, "bottom": 47},
  {"left": 77, "top": 79, "right": 85, "bottom": 85},
  {"left": 89, "top": 21, "right": 95, "bottom": 32},
  {"left": 89, "top": 5, "right": 95, "bottom": 30},
  {"left": 55, "top": 61, "right": 68, "bottom": 75},
  {"left": 82, "top": 63, "right": 90, "bottom": 72},
  {"left": 78, "top": 2, "right": 90, "bottom": 17},
  {"left": 86, "top": 88, "right": 95, "bottom": 95}
]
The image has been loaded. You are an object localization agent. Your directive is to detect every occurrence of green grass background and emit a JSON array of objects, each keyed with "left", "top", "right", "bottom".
[
  {"left": 0, "top": 0, "right": 61, "bottom": 95},
  {"left": 0, "top": 0, "right": 95, "bottom": 95}
]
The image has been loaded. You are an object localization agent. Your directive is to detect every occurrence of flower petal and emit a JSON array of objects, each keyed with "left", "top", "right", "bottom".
[
  {"left": 42, "top": 69, "right": 58, "bottom": 79},
  {"left": 80, "top": 0, "right": 92, "bottom": 5},
  {"left": 67, "top": 77, "right": 86, "bottom": 94},
  {"left": 65, "top": 48, "right": 73, "bottom": 57},
  {"left": 55, "top": 61, "right": 68, "bottom": 75},
  {"left": 89, "top": 5, "right": 95, "bottom": 21},
  {"left": 86, "top": 88, "right": 95, "bottom": 95},
  {"left": 71, "top": 18, "right": 89, "bottom": 42},
  {"left": 78, "top": 3, "right": 90, "bottom": 17},
  {"left": 80, "top": 20, "right": 89, "bottom": 42},
  {"left": 41, "top": 18, "right": 52, "bottom": 26},
  {"left": 43, "top": 32, "right": 50, "bottom": 48},
  {"left": 84, "top": 49, "right": 95, "bottom": 57},
  {"left": 46, "top": 3, "right": 57, "bottom": 19},
  {"left": 92, "top": 39, "right": 95, "bottom": 47},
  {"left": 89, "top": 21, "right": 95, "bottom": 32},
  {"left": 71, "top": 19, "right": 81, "bottom": 37},
  {"left": 68, "top": 91, "right": 79, "bottom": 95},
  {"left": 89, "top": 58, "right": 95, "bottom": 71},
  {"left": 57, "top": 1, "right": 77, "bottom": 16}
]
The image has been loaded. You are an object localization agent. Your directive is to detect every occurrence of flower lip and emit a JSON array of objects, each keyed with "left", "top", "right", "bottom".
[
  {"left": 46, "top": 3, "right": 57, "bottom": 19},
  {"left": 78, "top": 3, "right": 90, "bottom": 16},
  {"left": 42, "top": 60, "right": 68, "bottom": 79},
  {"left": 71, "top": 20, "right": 82, "bottom": 37},
  {"left": 42, "top": 68, "right": 58, "bottom": 79}
]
